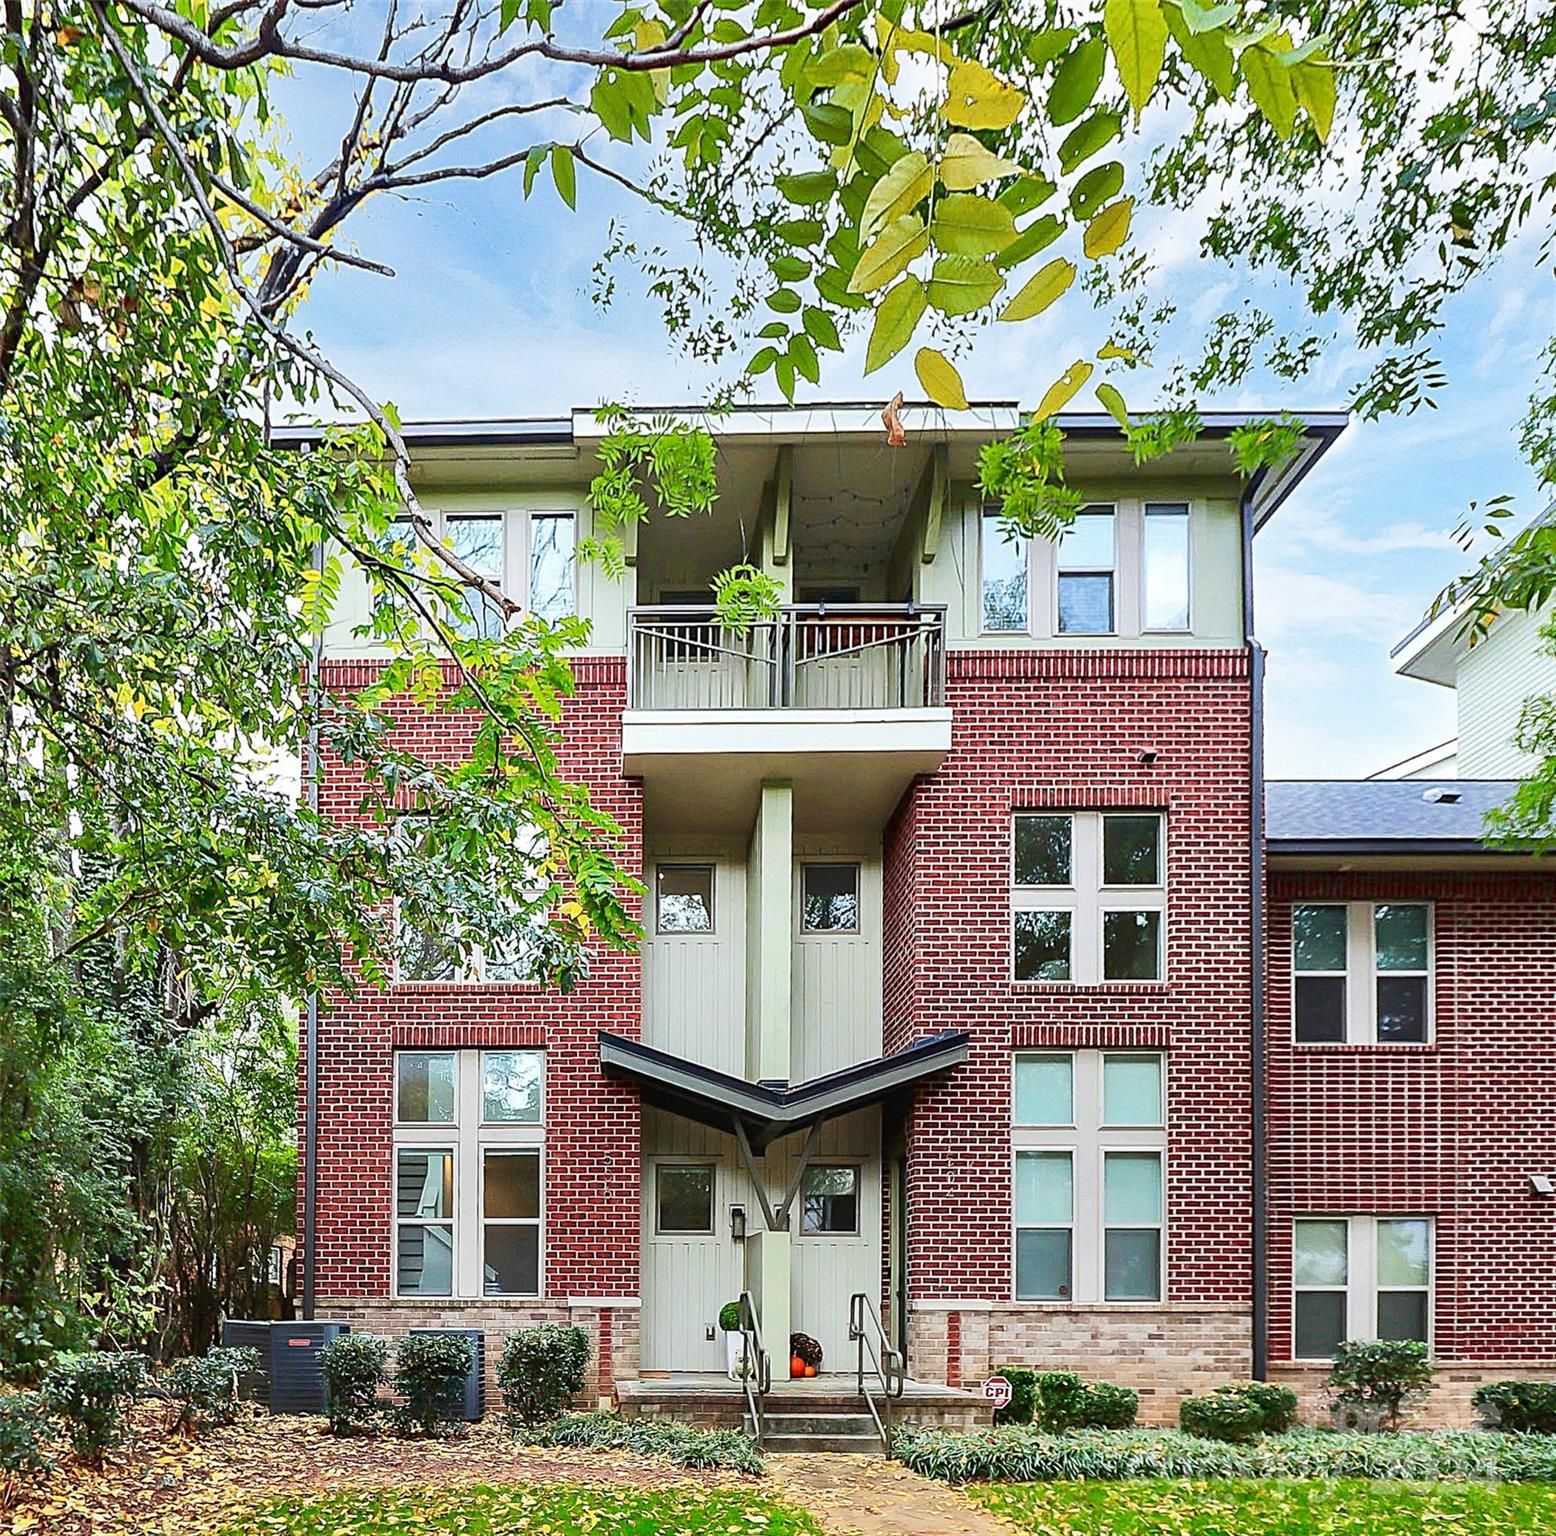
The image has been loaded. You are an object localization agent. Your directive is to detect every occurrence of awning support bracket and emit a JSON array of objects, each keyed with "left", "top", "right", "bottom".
[{"left": 732, "top": 1116, "right": 782, "bottom": 1231}]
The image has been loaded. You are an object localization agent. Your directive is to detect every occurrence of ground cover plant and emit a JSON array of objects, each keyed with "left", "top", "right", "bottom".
[
  {"left": 218, "top": 1484, "right": 815, "bottom": 1536},
  {"left": 526, "top": 1412, "right": 765, "bottom": 1475},
  {"left": 972, "top": 1477, "right": 1556, "bottom": 1536}
]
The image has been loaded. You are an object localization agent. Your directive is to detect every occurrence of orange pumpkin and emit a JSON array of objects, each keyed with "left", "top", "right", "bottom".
[
  {"left": 790, "top": 1354, "right": 806, "bottom": 1376},
  {"left": 805, "top": 1363, "right": 818, "bottom": 1378}
]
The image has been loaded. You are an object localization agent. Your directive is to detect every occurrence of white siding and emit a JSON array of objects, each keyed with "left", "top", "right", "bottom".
[
  {"left": 1457, "top": 603, "right": 1556, "bottom": 777},
  {"left": 792, "top": 847, "right": 883, "bottom": 1083}
]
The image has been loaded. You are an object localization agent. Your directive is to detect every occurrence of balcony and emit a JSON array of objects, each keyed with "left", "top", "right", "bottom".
[{"left": 622, "top": 605, "right": 952, "bottom": 833}]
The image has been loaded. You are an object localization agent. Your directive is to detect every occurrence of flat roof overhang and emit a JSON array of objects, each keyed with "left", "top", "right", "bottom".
[{"left": 599, "top": 1028, "right": 969, "bottom": 1150}]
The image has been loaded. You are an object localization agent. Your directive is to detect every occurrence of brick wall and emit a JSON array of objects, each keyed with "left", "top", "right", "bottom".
[
  {"left": 306, "top": 656, "right": 643, "bottom": 1304},
  {"left": 884, "top": 651, "right": 1256, "bottom": 1353},
  {"left": 1267, "top": 868, "right": 1556, "bottom": 1369}
]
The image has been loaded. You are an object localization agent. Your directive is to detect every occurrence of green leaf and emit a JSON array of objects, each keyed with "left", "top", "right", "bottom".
[
  {"left": 1096, "top": 381, "right": 1130, "bottom": 427},
  {"left": 788, "top": 331, "right": 821, "bottom": 384},
  {"left": 1105, "top": 0, "right": 1168, "bottom": 116},
  {"left": 1024, "top": 27, "right": 1078, "bottom": 70},
  {"left": 549, "top": 144, "right": 576, "bottom": 209},
  {"left": 1070, "top": 161, "right": 1125, "bottom": 221},
  {"left": 925, "top": 254, "right": 1004, "bottom": 316},
  {"left": 1083, "top": 197, "right": 1134, "bottom": 258},
  {"left": 864, "top": 276, "right": 927, "bottom": 374},
  {"left": 801, "top": 100, "right": 855, "bottom": 145},
  {"left": 848, "top": 214, "right": 930, "bottom": 293},
  {"left": 1179, "top": 0, "right": 1237, "bottom": 31},
  {"left": 941, "top": 59, "right": 1026, "bottom": 130},
  {"left": 749, "top": 346, "right": 780, "bottom": 375},
  {"left": 940, "top": 132, "right": 1022, "bottom": 192},
  {"left": 861, "top": 151, "right": 931, "bottom": 242},
  {"left": 1033, "top": 360, "right": 1095, "bottom": 420},
  {"left": 1292, "top": 59, "right": 1336, "bottom": 141},
  {"left": 802, "top": 306, "right": 841, "bottom": 352},
  {"left": 774, "top": 218, "right": 825, "bottom": 246},
  {"left": 1163, "top": 4, "right": 1235, "bottom": 97},
  {"left": 757, "top": 321, "right": 790, "bottom": 339},
  {"left": 999, "top": 257, "right": 1076, "bottom": 322},
  {"left": 522, "top": 144, "right": 547, "bottom": 198},
  {"left": 808, "top": 43, "right": 876, "bottom": 86},
  {"left": 1242, "top": 42, "right": 1298, "bottom": 139},
  {"left": 931, "top": 193, "right": 1017, "bottom": 257},
  {"left": 770, "top": 255, "right": 811, "bottom": 283},
  {"left": 815, "top": 265, "right": 868, "bottom": 309},
  {"left": 777, "top": 171, "right": 837, "bottom": 205},
  {"left": 994, "top": 215, "right": 1063, "bottom": 270},
  {"left": 776, "top": 357, "right": 797, "bottom": 401},
  {"left": 1000, "top": 176, "right": 1057, "bottom": 216},
  {"left": 766, "top": 288, "right": 802, "bottom": 313},
  {"left": 855, "top": 126, "right": 908, "bottom": 179},
  {"left": 1048, "top": 38, "right": 1106, "bottom": 125},
  {"left": 915, "top": 347, "right": 969, "bottom": 410},
  {"left": 1058, "top": 111, "right": 1123, "bottom": 174}
]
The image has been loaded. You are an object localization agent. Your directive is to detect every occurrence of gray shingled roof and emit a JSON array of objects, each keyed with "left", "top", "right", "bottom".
[{"left": 1266, "top": 780, "right": 1519, "bottom": 848}]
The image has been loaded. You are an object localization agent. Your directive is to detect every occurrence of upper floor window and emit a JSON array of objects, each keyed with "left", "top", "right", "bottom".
[
  {"left": 439, "top": 509, "right": 576, "bottom": 637},
  {"left": 1293, "top": 1215, "right": 1432, "bottom": 1359},
  {"left": 1142, "top": 503, "right": 1190, "bottom": 631},
  {"left": 445, "top": 514, "right": 506, "bottom": 639},
  {"left": 1292, "top": 902, "right": 1432, "bottom": 1044},
  {"left": 802, "top": 862, "right": 860, "bottom": 933},
  {"left": 1013, "top": 812, "right": 1165, "bottom": 983},
  {"left": 656, "top": 864, "right": 714, "bottom": 933},
  {"left": 529, "top": 513, "right": 576, "bottom": 623},
  {"left": 981, "top": 507, "right": 1029, "bottom": 632},
  {"left": 1056, "top": 505, "right": 1116, "bottom": 635}
]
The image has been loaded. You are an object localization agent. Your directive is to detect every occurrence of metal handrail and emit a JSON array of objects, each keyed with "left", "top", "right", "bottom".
[
  {"left": 738, "top": 1289, "right": 771, "bottom": 1449},
  {"left": 849, "top": 1291, "right": 905, "bottom": 1454}
]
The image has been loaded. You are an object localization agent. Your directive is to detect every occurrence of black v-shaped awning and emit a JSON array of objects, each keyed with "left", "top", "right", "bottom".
[{"left": 598, "top": 1029, "right": 969, "bottom": 1151}]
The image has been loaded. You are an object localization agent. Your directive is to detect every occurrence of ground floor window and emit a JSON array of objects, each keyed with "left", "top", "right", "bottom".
[
  {"left": 1293, "top": 1214, "right": 1432, "bottom": 1359},
  {"left": 801, "top": 1165, "right": 860, "bottom": 1234},
  {"left": 392, "top": 1048, "right": 544, "bottom": 1298}
]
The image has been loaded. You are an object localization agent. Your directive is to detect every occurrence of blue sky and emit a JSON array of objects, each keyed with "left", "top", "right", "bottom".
[{"left": 282, "top": 71, "right": 1551, "bottom": 780}]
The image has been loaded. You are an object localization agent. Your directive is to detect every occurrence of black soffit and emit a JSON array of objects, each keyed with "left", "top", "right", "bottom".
[{"left": 598, "top": 1029, "right": 969, "bottom": 1149}]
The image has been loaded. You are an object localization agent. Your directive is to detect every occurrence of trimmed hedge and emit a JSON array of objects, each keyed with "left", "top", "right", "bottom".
[
  {"left": 1474, "top": 1381, "right": 1556, "bottom": 1435},
  {"left": 1180, "top": 1394, "right": 1266, "bottom": 1444},
  {"left": 524, "top": 1411, "right": 764, "bottom": 1474},
  {"left": 497, "top": 1325, "right": 590, "bottom": 1428},
  {"left": 993, "top": 1370, "right": 1139, "bottom": 1431},
  {"left": 893, "top": 1425, "right": 1556, "bottom": 1484}
]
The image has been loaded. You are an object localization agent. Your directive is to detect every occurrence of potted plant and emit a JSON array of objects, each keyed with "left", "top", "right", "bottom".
[
  {"left": 789, "top": 1331, "right": 822, "bottom": 1378},
  {"left": 718, "top": 1301, "right": 745, "bottom": 1380}
]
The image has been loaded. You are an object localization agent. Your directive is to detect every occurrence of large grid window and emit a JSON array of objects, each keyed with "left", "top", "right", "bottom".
[
  {"left": 1292, "top": 902, "right": 1432, "bottom": 1044},
  {"left": 982, "top": 507, "right": 1029, "bottom": 632},
  {"left": 1013, "top": 812, "right": 1166, "bottom": 984},
  {"left": 430, "top": 509, "right": 577, "bottom": 637},
  {"left": 1057, "top": 505, "right": 1116, "bottom": 634},
  {"left": 1013, "top": 1050, "right": 1166, "bottom": 1303},
  {"left": 1293, "top": 1216, "right": 1432, "bottom": 1359},
  {"left": 1142, "top": 503, "right": 1191, "bottom": 631},
  {"left": 393, "top": 1048, "right": 544, "bottom": 1298}
]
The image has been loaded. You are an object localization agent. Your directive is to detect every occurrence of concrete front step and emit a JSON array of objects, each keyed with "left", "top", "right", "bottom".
[{"left": 750, "top": 1410, "right": 885, "bottom": 1456}]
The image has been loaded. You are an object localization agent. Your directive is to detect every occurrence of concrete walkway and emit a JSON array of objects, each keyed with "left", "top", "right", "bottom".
[{"left": 769, "top": 1454, "right": 1017, "bottom": 1536}]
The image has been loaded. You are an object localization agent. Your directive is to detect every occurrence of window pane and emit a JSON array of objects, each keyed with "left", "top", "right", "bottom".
[
  {"left": 657, "top": 865, "right": 714, "bottom": 933},
  {"left": 1377, "top": 1291, "right": 1429, "bottom": 1343},
  {"left": 1015, "top": 910, "right": 1072, "bottom": 980},
  {"left": 1103, "top": 1055, "right": 1163, "bottom": 1126},
  {"left": 483, "top": 1051, "right": 542, "bottom": 1123},
  {"left": 1375, "top": 905, "right": 1428, "bottom": 971},
  {"left": 1016, "top": 1229, "right": 1072, "bottom": 1300},
  {"left": 398, "top": 918, "right": 461, "bottom": 983},
  {"left": 1057, "top": 572, "right": 1114, "bottom": 634},
  {"left": 1377, "top": 1219, "right": 1430, "bottom": 1287},
  {"left": 397, "top": 1053, "right": 456, "bottom": 1123},
  {"left": 803, "top": 864, "right": 860, "bottom": 932},
  {"left": 1296, "top": 976, "right": 1347, "bottom": 1042},
  {"left": 483, "top": 1224, "right": 540, "bottom": 1296},
  {"left": 1016, "top": 1151, "right": 1073, "bottom": 1225},
  {"left": 1294, "top": 1219, "right": 1348, "bottom": 1286},
  {"left": 1015, "top": 1055, "right": 1073, "bottom": 1125},
  {"left": 1104, "top": 1230, "right": 1161, "bottom": 1301},
  {"left": 1015, "top": 815, "right": 1071, "bottom": 886},
  {"left": 1376, "top": 976, "right": 1428, "bottom": 1042},
  {"left": 397, "top": 1148, "right": 454, "bottom": 1219},
  {"left": 1103, "top": 816, "right": 1161, "bottom": 885},
  {"left": 1102, "top": 910, "right": 1161, "bottom": 980},
  {"left": 396, "top": 1222, "right": 454, "bottom": 1296},
  {"left": 656, "top": 1165, "right": 714, "bottom": 1233},
  {"left": 1295, "top": 1291, "right": 1347, "bottom": 1358},
  {"left": 801, "top": 1166, "right": 858, "bottom": 1234},
  {"left": 1062, "top": 508, "right": 1116, "bottom": 567},
  {"left": 982, "top": 510, "right": 1028, "bottom": 631},
  {"left": 484, "top": 1151, "right": 540, "bottom": 1220},
  {"left": 1104, "top": 1152, "right": 1162, "bottom": 1225},
  {"left": 529, "top": 513, "right": 575, "bottom": 622},
  {"left": 1143, "top": 505, "right": 1190, "bottom": 630},
  {"left": 445, "top": 515, "right": 505, "bottom": 639},
  {"left": 1293, "top": 905, "right": 1347, "bottom": 972}
]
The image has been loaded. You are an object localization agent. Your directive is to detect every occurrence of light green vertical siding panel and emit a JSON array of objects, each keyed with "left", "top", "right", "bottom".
[
  {"left": 745, "top": 783, "right": 793, "bottom": 1082},
  {"left": 1192, "top": 497, "right": 1244, "bottom": 643}
]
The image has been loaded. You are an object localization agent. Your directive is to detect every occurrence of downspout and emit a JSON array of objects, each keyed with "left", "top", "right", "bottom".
[
  {"left": 1241, "top": 470, "right": 1269, "bottom": 1380},
  {"left": 302, "top": 534, "right": 323, "bottom": 1321}
]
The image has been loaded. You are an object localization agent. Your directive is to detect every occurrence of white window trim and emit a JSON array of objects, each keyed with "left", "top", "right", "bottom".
[
  {"left": 392, "top": 1049, "right": 545, "bottom": 1299},
  {"left": 1013, "top": 1050, "right": 1167, "bottom": 1304},
  {"left": 1292, "top": 1214, "right": 1434, "bottom": 1360},
  {"left": 436, "top": 507, "right": 578, "bottom": 627},
  {"left": 1292, "top": 901, "right": 1435, "bottom": 1045},
  {"left": 1141, "top": 502, "right": 1193, "bottom": 634},
  {"left": 1055, "top": 503, "right": 1120, "bottom": 637},
  {"left": 1013, "top": 812, "right": 1167, "bottom": 985}
]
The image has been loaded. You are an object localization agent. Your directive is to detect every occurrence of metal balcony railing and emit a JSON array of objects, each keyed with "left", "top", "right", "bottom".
[{"left": 626, "top": 604, "right": 947, "bottom": 711}]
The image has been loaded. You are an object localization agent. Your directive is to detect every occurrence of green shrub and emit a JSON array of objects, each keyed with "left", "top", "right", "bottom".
[
  {"left": 993, "top": 1365, "right": 1037, "bottom": 1427},
  {"left": 1181, "top": 1392, "right": 1266, "bottom": 1443},
  {"left": 390, "top": 1333, "right": 470, "bottom": 1438},
  {"left": 317, "top": 1333, "right": 390, "bottom": 1436},
  {"left": 894, "top": 1424, "right": 1556, "bottom": 1484},
  {"left": 498, "top": 1325, "right": 590, "bottom": 1428},
  {"left": 1083, "top": 1382, "right": 1140, "bottom": 1430},
  {"left": 1473, "top": 1380, "right": 1556, "bottom": 1434},
  {"left": 164, "top": 1346, "right": 261, "bottom": 1433},
  {"left": 0, "top": 1392, "right": 54, "bottom": 1477},
  {"left": 1027, "top": 1372, "right": 1138, "bottom": 1431},
  {"left": 39, "top": 1352, "right": 146, "bottom": 1461},
  {"left": 1327, "top": 1340, "right": 1434, "bottom": 1431},
  {"left": 1214, "top": 1381, "right": 1300, "bottom": 1433},
  {"left": 718, "top": 1301, "right": 743, "bottom": 1333},
  {"left": 527, "top": 1410, "right": 763, "bottom": 1474}
]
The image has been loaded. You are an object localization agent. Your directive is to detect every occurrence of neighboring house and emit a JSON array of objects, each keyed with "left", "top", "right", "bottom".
[{"left": 294, "top": 403, "right": 1556, "bottom": 1427}]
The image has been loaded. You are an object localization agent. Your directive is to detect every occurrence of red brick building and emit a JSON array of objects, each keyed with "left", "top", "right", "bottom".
[{"left": 295, "top": 405, "right": 1556, "bottom": 1427}]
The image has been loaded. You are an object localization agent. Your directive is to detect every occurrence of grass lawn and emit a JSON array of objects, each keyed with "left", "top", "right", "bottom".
[
  {"left": 231, "top": 1484, "right": 821, "bottom": 1536},
  {"left": 970, "top": 1477, "right": 1556, "bottom": 1535}
]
